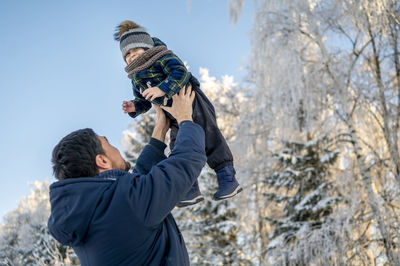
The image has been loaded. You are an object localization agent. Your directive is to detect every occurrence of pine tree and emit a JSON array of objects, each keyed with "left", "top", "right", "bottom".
[
  {"left": 171, "top": 170, "right": 242, "bottom": 265},
  {"left": 264, "top": 135, "right": 342, "bottom": 264}
]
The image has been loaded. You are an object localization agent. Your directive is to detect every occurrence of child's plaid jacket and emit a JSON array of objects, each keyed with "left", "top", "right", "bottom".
[{"left": 128, "top": 38, "right": 200, "bottom": 118}]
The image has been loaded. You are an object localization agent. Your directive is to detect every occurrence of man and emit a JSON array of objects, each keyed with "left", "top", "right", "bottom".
[{"left": 48, "top": 87, "right": 206, "bottom": 265}]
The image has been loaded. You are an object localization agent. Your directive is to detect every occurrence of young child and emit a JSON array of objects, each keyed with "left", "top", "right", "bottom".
[{"left": 114, "top": 20, "right": 242, "bottom": 207}]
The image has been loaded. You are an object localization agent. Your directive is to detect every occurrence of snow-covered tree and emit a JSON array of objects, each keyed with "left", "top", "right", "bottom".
[
  {"left": 264, "top": 136, "right": 342, "bottom": 264},
  {"left": 0, "top": 181, "right": 78, "bottom": 265},
  {"left": 229, "top": 0, "right": 400, "bottom": 264},
  {"left": 122, "top": 108, "right": 156, "bottom": 164}
]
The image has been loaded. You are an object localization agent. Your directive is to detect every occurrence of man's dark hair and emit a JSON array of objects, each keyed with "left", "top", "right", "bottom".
[{"left": 52, "top": 128, "right": 104, "bottom": 180}]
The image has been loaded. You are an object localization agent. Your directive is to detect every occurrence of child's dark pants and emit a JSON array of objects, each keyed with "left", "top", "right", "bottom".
[{"left": 167, "top": 85, "right": 233, "bottom": 171}]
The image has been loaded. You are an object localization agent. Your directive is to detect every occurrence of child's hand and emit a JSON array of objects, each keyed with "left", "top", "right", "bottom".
[
  {"left": 122, "top": 101, "right": 136, "bottom": 113},
  {"left": 142, "top": 86, "right": 166, "bottom": 101}
]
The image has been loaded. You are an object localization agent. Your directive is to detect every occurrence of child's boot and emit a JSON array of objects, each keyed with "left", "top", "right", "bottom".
[
  {"left": 213, "top": 165, "right": 242, "bottom": 201},
  {"left": 177, "top": 180, "right": 204, "bottom": 208}
]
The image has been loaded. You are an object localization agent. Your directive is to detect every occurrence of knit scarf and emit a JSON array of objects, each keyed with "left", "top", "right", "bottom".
[{"left": 125, "top": 46, "right": 172, "bottom": 78}]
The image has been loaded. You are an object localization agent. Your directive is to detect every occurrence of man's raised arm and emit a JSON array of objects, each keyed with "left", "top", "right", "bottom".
[
  {"left": 132, "top": 103, "right": 170, "bottom": 175},
  {"left": 128, "top": 86, "right": 206, "bottom": 225}
]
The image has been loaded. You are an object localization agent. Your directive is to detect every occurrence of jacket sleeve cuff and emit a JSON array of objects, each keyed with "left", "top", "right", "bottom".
[
  {"left": 149, "top": 137, "right": 167, "bottom": 152},
  {"left": 128, "top": 112, "right": 138, "bottom": 118},
  {"left": 179, "top": 120, "right": 194, "bottom": 126},
  {"left": 158, "top": 82, "right": 173, "bottom": 97}
]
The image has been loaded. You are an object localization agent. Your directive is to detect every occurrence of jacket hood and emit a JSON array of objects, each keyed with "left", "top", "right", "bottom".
[{"left": 47, "top": 170, "right": 125, "bottom": 246}]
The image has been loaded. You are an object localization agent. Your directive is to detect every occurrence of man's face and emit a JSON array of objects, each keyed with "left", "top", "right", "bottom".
[
  {"left": 97, "top": 136, "right": 130, "bottom": 171},
  {"left": 125, "top": 48, "right": 145, "bottom": 64}
]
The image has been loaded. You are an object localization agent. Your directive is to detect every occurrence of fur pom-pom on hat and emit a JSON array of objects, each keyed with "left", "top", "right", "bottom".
[
  {"left": 114, "top": 20, "right": 141, "bottom": 41},
  {"left": 114, "top": 20, "right": 155, "bottom": 59}
]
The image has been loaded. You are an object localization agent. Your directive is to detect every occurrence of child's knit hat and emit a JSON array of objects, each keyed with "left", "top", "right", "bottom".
[{"left": 114, "top": 20, "right": 154, "bottom": 59}]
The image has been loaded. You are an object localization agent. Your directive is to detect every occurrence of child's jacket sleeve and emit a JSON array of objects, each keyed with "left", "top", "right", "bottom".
[
  {"left": 129, "top": 82, "right": 152, "bottom": 118},
  {"left": 152, "top": 37, "right": 191, "bottom": 98},
  {"left": 156, "top": 53, "right": 191, "bottom": 98}
]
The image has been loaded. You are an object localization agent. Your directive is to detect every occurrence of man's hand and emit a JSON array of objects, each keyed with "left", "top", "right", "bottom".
[
  {"left": 122, "top": 101, "right": 136, "bottom": 113},
  {"left": 161, "top": 85, "right": 194, "bottom": 124},
  {"left": 152, "top": 104, "right": 170, "bottom": 142},
  {"left": 142, "top": 86, "right": 166, "bottom": 101}
]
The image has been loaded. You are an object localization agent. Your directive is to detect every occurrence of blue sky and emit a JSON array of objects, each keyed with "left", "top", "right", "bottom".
[{"left": 0, "top": 0, "right": 253, "bottom": 219}]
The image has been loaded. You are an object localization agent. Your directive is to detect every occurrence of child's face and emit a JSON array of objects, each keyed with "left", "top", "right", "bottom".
[{"left": 125, "top": 48, "right": 145, "bottom": 64}]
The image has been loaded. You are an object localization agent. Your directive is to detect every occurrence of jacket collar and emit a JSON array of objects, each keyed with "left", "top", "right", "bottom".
[{"left": 96, "top": 169, "right": 128, "bottom": 180}]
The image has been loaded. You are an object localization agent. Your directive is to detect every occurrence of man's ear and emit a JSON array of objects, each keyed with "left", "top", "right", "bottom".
[{"left": 95, "top": 154, "right": 112, "bottom": 172}]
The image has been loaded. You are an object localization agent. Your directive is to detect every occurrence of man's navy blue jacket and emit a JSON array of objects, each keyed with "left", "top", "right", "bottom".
[{"left": 48, "top": 122, "right": 206, "bottom": 266}]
